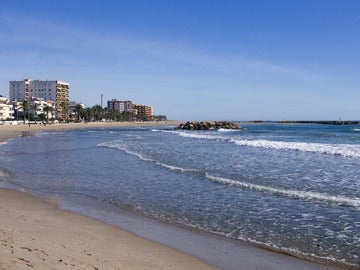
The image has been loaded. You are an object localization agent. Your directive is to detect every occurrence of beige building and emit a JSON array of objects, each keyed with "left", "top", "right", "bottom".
[
  {"left": 9, "top": 79, "right": 69, "bottom": 119},
  {"left": 134, "top": 104, "right": 153, "bottom": 120}
]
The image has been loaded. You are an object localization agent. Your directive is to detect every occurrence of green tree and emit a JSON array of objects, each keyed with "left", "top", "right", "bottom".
[
  {"left": 20, "top": 100, "right": 29, "bottom": 124},
  {"left": 75, "top": 104, "right": 83, "bottom": 121},
  {"left": 31, "top": 103, "right": 38, "bottom": 122},
  {"left": 38, "top": 113, "right": 46, "bottom": 123},
  {"left": 43, "top": 105, "right": 54, "bottom": 123},
  {"left": 60, "top": 101, "right": 69, "bottom": 121},
  {"left": 92, "top": 105, "right": 104, "bottom": 121},
  {"left": 43, "top": 105, "right": 50, "bottom": 123}
]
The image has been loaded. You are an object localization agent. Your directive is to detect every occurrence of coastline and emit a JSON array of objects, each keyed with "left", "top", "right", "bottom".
[
  {"left": 0, "top": 121, "right": 218, "bottom": 270},
  {"left": 0, "top": 121, "right": 182, "bottom": 142},
  {"left": 0, "top": 122, "right": 350, "bottom": 270}
]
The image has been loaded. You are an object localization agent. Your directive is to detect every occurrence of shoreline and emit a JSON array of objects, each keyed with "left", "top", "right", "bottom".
[
  {"left": 0, "top": 122, "right": 352, "bottom": 269},
  {"left": 0, "top": 120, "right": 182, "bottom": 142},
  {"left": 0, "top": 121, "right": 217, "bottom": 270}
]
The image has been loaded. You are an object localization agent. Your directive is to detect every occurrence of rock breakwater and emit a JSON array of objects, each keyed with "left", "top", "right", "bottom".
[
  {"left": 277, "top": 120, "right": 359, "bottom": 125},
  {"left": 177, "top": 121, "right": 241, "bottom": 130}
]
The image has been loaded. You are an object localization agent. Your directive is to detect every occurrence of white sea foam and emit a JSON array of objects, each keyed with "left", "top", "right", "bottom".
[
  {"left": 229, "top": 139, "right": 360, "bottom": 158},
  {"left": 205, "top": 173, "right": 360, "bottom": 209},
  {"left": 217, "top": 128, "right": 240, "bottom": 133},
  {"left": 167, "top": 130, "right": 360, "bottom": 158},
  {"left": 354, "top": 129, "right": 360, "bottom": 132},
  {"left": 98, "top": 142, "right": 199, "bottom": 173},
  {"left": 156, "top": 129, "right": 224, "bottom": 140},
  {"left": 175, "top": 131, "right": 224, "bottom": 140}
]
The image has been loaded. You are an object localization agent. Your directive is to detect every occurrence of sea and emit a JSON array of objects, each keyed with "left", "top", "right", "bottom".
[{"left": 0, "top": 123, "right": 359, "bottom": 268}]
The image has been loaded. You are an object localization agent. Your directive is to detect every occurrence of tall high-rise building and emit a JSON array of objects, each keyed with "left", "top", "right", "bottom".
[{"left": 9, "top": 79, "right": 70, "bottom": 119}]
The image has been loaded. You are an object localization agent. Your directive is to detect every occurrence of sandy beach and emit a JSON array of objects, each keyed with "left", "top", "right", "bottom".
[
  {"left": 0, "top": 122, "right": 349, "bottom": 270},
  {"left": 0, "top": 121, "right": 181, "bottom": 143},
  {"left": 0, "top": 188, "right": 220, "bottom": 270}
]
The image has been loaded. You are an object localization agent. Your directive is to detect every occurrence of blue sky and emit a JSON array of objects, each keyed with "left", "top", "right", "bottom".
[{"left": 0, "top": 0, "right": 359, "bottom": 120}]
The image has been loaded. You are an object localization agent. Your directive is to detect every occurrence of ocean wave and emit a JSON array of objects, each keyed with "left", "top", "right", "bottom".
[
  {"left": 98, "top": 142, "right": 200, "bottom": 173},
  {"left": 217, "top": 128, "right": 241, "bottom": 133},
  {"left": 354, "top": 129, "right": 360, "bottom": 132},
  {"left": 155, "top": 129, "right": 223, "bottom": 139},
  {"left": 229, "top": 139, "right": 360, "bottom": 158},
  {"left": 164, "top": 130, "right": 360, "bottom": 158},
  {"left": 205, "top": 173, "right": 360, "bottom": 209},
  {"left": 173, "top": 131, "right": 225, "bottom": 140}
]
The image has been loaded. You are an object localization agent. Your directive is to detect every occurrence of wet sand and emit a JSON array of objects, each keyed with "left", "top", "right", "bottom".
[{"left": 0, "top": 122, "right": 349, "bottom": 269}]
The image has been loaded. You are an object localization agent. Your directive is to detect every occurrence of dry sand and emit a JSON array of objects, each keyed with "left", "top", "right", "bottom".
[
  {"left": 0, "top": 122, "right": 349, "bottom": 270},
  {"left": 0, "top": 188, "right": 218, "bottom": 270}
]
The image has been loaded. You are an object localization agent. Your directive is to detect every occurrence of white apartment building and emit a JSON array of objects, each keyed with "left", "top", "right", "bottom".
[
  {"left": 0, "top": 96, "right": 14, "bottom": 120},
  {"left": 9, "top": 79, "right": 70, "bottom": 119},
  {"left": 29, "top": 97, "right": 56, "bottom": 119}
]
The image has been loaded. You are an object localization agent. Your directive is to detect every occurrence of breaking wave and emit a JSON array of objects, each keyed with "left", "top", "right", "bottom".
[
  {"left": 205, "top": 173, "right": 360, "bottom": 210},
  {"left": 97, "top": 142, "right": 200, "bottom": 173},
  {"left": 165, "top": 130, "right": 360, "bottom": 158},
  {"left": 97, "top": 141, "right": 360, "bottom": 209},
  {"left": 229, "top": 139, "right": 360, "bottom": 158}
]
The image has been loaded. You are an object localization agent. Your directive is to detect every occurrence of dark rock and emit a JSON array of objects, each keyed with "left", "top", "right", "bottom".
[
  {"left": 177, "top": 121, "right": 241, "bottom": 130},
  {"left": 277, "top": 120, "right": 359, "bottom": 125}
]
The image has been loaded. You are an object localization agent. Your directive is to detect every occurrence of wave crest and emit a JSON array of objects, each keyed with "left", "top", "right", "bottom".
[
  {"left": 98, "top": 142, "right": 199, "bottom": 173},
  {"left": 205, "top": 173, "right": 360, "bottom": 209},
  {"left": 230, "top": 139, "right": 360, "bottom": 158},
  {"left": 164, "top": 130, "right": 360, "bottom": 158}
]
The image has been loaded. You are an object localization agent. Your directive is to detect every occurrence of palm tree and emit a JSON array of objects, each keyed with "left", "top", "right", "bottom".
[
  {"left": 20, "top": 100, "right": 29, "bottom": 124},
  {"left": 43, "top": 105, "right": 50, "bottom": 123},
  {"left": 38, "top": 113, "right": 46, "bottom": 123},
  {"left": 48, "top": 106, "right": 54, "bottom": 122},
  {"left": 59, "top": 101, "right": 69, "bottom": 121},
  {"left": 31, "top": 103, "right": 38, "bottom": 122},
  {"left": 43, "top": 105, "right": 55, "bottom": 123},
  {"left": 92, "top": 105, "right": 104, "bottom": 121},
  {"left": 75, "top": 104, "right": 83, "bottom": 121},
  {"left": 85, "top": 107, "right": 93, "bottom": 122}
]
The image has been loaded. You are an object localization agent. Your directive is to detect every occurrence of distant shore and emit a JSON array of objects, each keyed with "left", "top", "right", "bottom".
[
  {"left": 0, "top": 121, "right": 349, "bottom": 270},
  {"left": 274, "top": 120, "right": 358, "bottom": 125},
  {"left": 0, "top": 120, "right": 181, "bottom": 142}
]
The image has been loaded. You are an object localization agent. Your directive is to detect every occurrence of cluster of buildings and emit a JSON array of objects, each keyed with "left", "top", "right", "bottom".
[
  {"left": 0, "top": 79, "right": 70, "bottom": 121},
  {"left": 0, "top": 78, "right": 157, "bottom": 122},
  {"left": 107, "top": 99, "right": 153, "bottom": 120}
]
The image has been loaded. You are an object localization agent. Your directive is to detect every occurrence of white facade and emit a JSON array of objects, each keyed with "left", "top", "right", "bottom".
[
  {"left": 28, "top": 97, "right": 56, "bottom": 119},
  {"left": 9, "top": 79, "right": 70, "bottom": 119},
  {"left": 0, "top": 96, "right": 14, "bottom": 120}
]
